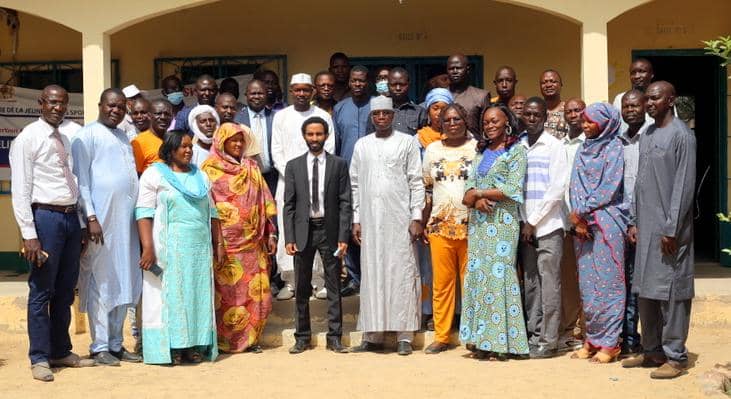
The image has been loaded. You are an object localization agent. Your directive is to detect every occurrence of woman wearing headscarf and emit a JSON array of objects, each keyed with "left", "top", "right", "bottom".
[
  {"left": 414, "top": 88, "right": 455, "bottom": 332},
  {"left": 136, "top": 130, "right": 223, "bottom": 365},
  {"left": 188, "top": 105, "right": 220, "bottom": 167},
  {"left": 417, "top": 88, "right": 453, "bottom": 152},
  {"left": 569, "top": 102, "right": 627, "bottom": 364},
  {"left": 422, "top": 102, "right": 477, "bottom": 353},
  {"left": 459, "top": 104, "right": 528, "bottom": 360},
  {"left": 201, "top": 122, "right": 278, "bottom": 354}
]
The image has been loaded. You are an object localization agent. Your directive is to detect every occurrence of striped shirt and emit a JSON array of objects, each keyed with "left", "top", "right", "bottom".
[{"left": 519, "top": 131, "right": 569, "bottom": 238}]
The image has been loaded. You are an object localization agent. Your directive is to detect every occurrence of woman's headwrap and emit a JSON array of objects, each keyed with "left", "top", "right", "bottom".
[
  {"left": 188, "top": 104, "right": 220, "bottom": 145},
  {"left": 424, "top": 88, "right": 453, "bottom": 109}
]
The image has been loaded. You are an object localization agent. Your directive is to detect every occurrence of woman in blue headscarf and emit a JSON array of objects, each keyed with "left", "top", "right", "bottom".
[{"left": 569, "top": 102, "right": 627, "bottom": 364}]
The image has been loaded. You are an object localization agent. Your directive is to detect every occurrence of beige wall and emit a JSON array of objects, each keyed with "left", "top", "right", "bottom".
[{"left": 109, "top": 0, "right": 581, "bottom": 97}]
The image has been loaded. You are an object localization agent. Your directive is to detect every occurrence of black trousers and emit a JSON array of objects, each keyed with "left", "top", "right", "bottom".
[{"left": 293, "top": 218, "right": 342, "bottom": 341}]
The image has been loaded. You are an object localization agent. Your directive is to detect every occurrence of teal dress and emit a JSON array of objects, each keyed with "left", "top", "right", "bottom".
[
  {"left": 136, "top": 164, "right": 219, "bottom": 364},
  {"left": 459, "top": 144, "right": 529, "bottom": 355}
]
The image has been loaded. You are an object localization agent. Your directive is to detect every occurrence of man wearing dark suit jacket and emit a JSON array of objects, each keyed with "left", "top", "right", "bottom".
[
  {"left": 234, "top": 79, "right": 278, "bottom": 193},
  {"left": 284, "top": 116, "right": 352, "bottom": 354}
]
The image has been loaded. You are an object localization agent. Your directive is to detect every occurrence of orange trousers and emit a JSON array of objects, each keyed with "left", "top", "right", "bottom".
[{"left": 428, "top": 234, "right": 468, "bottom": 344}]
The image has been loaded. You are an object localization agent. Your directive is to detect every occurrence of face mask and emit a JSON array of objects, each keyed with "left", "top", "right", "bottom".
[
  {"left": 376, "top": 80, "right": 389, "bottom": 94},
  {"left": 166, "top": 91, "right": 184, "bottom": 105}
]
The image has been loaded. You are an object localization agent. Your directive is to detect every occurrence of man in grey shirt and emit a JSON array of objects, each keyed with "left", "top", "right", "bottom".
[
  {"left": 617, "top": 89, "right": 651, "bottom": 357},
  {"left": 623, "top": 81, "right": 696, "bottom": 380}
]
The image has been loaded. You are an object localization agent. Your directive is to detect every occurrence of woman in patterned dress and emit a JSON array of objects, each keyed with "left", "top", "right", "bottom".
[
  {"left": 460, "top": 104, "right": 529, "bottom": 360},
  {"left": 201, "top": 123, "right": 278, "bottom": 354},
  {"left": 569, "top": 102, "right": 626, "bottom": 363}
]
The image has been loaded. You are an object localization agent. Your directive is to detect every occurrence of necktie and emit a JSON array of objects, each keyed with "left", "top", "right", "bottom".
[
  {"left": 253, "top": 113, "right": 264, "bottom": 138},
  {"left": 312, "top": 157, "right": 319, "bottom": 215},
  {"left": 51, "top": 129, "right": 79, "bottom": 200}
]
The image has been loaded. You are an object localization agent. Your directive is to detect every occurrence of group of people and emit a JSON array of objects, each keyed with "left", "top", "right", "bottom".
[{"left": 10, "top": 52, "right": 696, "bottom": 383}]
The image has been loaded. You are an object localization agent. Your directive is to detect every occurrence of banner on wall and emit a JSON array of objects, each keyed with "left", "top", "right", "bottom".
[{"left": 0, "top": 74, "right": 252, "bottom": 180}]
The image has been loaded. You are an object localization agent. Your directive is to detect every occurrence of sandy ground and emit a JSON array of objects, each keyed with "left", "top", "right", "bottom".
[{"left": 1, "top": 298, "right": 730, "bottom": 399}]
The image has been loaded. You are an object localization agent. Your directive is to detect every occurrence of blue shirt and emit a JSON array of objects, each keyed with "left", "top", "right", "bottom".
[{"left": 334, "top": 96, "right": 371, "bottom": 164}]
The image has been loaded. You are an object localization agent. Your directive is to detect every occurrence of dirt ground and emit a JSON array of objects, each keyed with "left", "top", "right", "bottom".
[{"left": 1, "top": 298, "right": 730, "bottom": 399}]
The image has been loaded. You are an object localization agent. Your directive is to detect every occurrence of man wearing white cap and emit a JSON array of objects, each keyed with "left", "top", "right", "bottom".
[
  {"left": 271, "top": 73, "right": 335, "bottom": 300},
  {"left": 119, "top": 84, "right": 142, "bottom": 140},
  {"left": 349, "top": 95, "right": 425, "bottom": 356}
]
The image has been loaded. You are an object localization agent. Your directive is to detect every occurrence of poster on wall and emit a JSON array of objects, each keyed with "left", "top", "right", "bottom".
[{"left": 0, "top": 74, "right": 252, "bottom": 180}]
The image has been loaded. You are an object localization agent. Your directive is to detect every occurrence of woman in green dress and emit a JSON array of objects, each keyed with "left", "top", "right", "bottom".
[
  {"left": 460, "top": 104, "right": 529, "bottom": 360},
  {"left": 136, "top": 130, "right": 225, "bottom": 365}
]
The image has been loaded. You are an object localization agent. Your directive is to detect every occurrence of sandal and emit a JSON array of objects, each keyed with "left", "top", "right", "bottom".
[
  {"left": 571, "top": 343, "right": 597, "bottom": 359},
  {"left": 185, "top": 348, "right": 203, "bottom": 363},
  {"left": 171, "top": 350, "right": 184, "bottom": 365},
  {"left": 590, "top": 348, "right": 621, "bottom": 364}
]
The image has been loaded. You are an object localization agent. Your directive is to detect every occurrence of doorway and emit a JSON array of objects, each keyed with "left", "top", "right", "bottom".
[
  {"left": 632, "top": 49, "right": 728, "bottom": 263},
  {"left": 349, "top": 55, "right": 484, "bottom": 103}
]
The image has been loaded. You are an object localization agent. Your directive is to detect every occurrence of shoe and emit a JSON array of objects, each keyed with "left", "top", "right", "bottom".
[
  {"left": 397, "top": 341, "right": 413, "bottom": 356},
  {"left": 589, "top": 347, "right": 621, "bottom": 364},
  {"left": 326, "top": 338, "right": 348, "bottom": 353},
  {"left": 350, "top": 341, "right": 384, "bottom": 353},
  {"left": 246, "top": 344, "right": 263, "bottom": 354},
  {"left": 340, "top": 280, "right": 359, "bottom": 297},
  {"left": 31, "top": 362, "right": 54, "bottom": 382},
  {"left": 288, "top": 340, "right": 310, "bottom": 354},
  {"left": 92, "top": 351, "right": 121, "bottom": 366},
  {"left": 315, "top": 287, "right": 327, "bottom": 300},
  {"left": 650, "top": 362, "right": 686, "bottom": 379},
  {"left": 529, "top": 346, "right": 558, "bottom": 359},
  {"left": 620, "top": 344, "right": 643, "bottom": 357},
  {"left": 276, "top": 284, "right": 294, "bottom": 301},
  {"left": 570, "top": 343, "right": 597, "bottom": 360},
  {"left": 111, "top": 347, "right": 142, "bottom": 363},
  {"left": 559, "top": 338, "right": 584, "bottom": 352},
  {"left": 424, "top": 341, "right": 449, "bottom": 354},
  {"left": 49, "top": 352, "right": 95, "bottom": 368},
  {"left": 621, "top": 353, "right": 666, "bottom": 369}
]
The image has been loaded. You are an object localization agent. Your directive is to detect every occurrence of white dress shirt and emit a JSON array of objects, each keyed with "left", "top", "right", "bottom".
[
  {"left": 307, "top": 151, "right": 326, "bottom": 218},
  {"left": 519, "top": 131, "right": 569, "bottom": 238},
  {"left": 9, "top": 118, "right": 82, "bottom": 239}
]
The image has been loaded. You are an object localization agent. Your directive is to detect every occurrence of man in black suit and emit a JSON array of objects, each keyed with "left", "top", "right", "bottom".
[
  {"left": 234, "top": 79, "right": 278, "bottom": 193},
  {"left": 284, "top": 116, "right": 352, "bottom": 354}
]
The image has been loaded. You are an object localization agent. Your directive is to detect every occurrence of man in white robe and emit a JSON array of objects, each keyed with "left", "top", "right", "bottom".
[
  {"left": 349, "top": 96, "right": 425, "bottom": 356},
  {"left": 72, "top": 88, "right": 142, "bottom": 365},
  {"left": 270, "top": 73, "right": 335, "bottom": 300}
]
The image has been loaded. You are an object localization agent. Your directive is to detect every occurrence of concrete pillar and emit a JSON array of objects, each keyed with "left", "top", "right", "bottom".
[
  {"left": 580, "top": 17, "right": 609, "bottom": 103},
  {"left": 82, "top": 30, "right": 112, "bottom": 123}
]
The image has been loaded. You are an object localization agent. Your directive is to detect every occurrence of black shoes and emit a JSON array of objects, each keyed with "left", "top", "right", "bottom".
[
  {"left": 326, "top": 338, "right": 349, "bottom": 353},
  {"left": 349, "top": 341, "right": 384, "bottom": 353},
  {"left": 246, "top": 344, "right": 263, "bottom": 354},
  {"left": 289, "top": 340, "right": 310, "bottom": 354},
  {"left": 111, "top": 347, "right": 142, "bottom": 363},
  {"left": 397, "top": 341, "right": 413, "bottom": 356},
  {"left": 340, "top": 280, "right": 359, "bottom": 297},
  {"left": 92, "top": 351, "right": 121, "bottom": 366},
  {"left": 529, "top": 346, "right": 558, "bottom": 359}
]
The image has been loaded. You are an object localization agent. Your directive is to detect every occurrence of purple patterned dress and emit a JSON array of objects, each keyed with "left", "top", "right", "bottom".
[{"left": 569, "top": 103, "right": 627, "bottom": 349}]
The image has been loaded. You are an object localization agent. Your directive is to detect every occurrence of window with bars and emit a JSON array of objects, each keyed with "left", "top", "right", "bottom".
[
  {"left": 0, "top": 60, "right": 120, "bottom": 92},
  {"left": 153, "top": 55, "right": 287, "bottom": 88}
]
